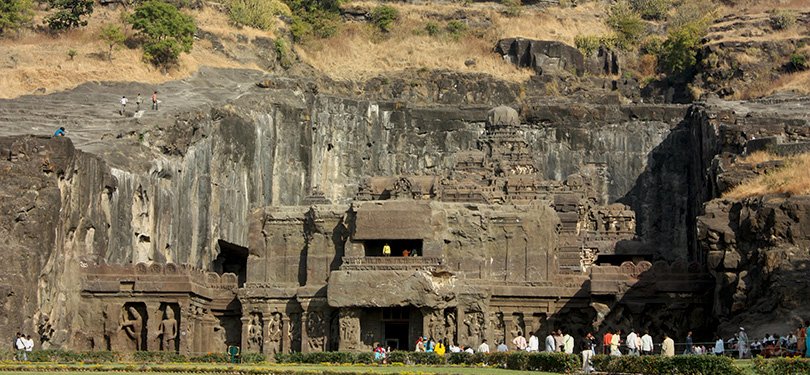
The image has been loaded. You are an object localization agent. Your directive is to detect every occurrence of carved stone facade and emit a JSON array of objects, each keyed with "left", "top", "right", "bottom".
[{"left": 75, "top": 106, "right": 712, "bottom": 354}]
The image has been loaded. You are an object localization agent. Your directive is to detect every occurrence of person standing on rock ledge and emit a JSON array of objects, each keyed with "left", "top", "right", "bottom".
[
  {"left": 120, "top": 96, "right": 128, "bottom": 116},
  {"left": 382, "top": 243, "right": 391, "bottom": 257},
  {"left": 151, "top": 91, "right": 159, "bottom": 110}
]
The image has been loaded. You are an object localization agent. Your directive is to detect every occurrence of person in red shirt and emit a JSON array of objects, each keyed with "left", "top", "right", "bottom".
[{"left": 603, "top": 331, "right": 613, "bottom": 354}]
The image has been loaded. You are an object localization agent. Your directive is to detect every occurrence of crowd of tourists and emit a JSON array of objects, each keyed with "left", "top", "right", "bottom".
[
  {"left": 12, "top": 332, "right": 35, "bottom": 361},
  {"left": 368, "top": 321, "right": 810, "bottom": 372}
]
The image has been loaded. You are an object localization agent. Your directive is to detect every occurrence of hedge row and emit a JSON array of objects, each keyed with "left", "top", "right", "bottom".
[
  {"left": 0, "top": 363, "right": 384, "bottom": 375},
  {"left": 2, "top": 349, "right": 265, "bottom": 364},
  {"left": 275, "top": 351, "right": 579, "bottom": 372},
  {"left": 752, "top": 357, "right": 810, "bottom": 375},
  {"left": 592, "top": 354, "right": 742, "bottom": 375}
]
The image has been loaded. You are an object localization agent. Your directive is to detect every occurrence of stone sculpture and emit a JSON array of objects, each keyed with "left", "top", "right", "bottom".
[
  {"left": 157, "top": 307, "right": 178, "bottom": 352},
  {"left": 120, "top": 306, "right": 144, "bottom": 350}
]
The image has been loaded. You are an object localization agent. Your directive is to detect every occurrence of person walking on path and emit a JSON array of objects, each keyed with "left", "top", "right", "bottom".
[
  {"left": 626, "top": 329, "right": 639, "bottom": 356},
  {"left": 512, "top": 330, "right": 527, "bottom": 351},
  {"left": 151, "top": 91, "right": 159, "bottom": 110},
  {"left": 641, "top": 330, "right": 653, "bottom": 355},
  {"left": 136, "top": 93, "right": 143, "bottom": 111},
  {"left": 528, "top": 331, "right": 539, "bottom": 352},
  {"left": 738, "top": 327, "right": 749, "bottom": 359},
  {"left": 120, "top": 96, "right": 128, "bottom": 116},
  {"left": 610, "top": 329, "right": 622, "bottom": 356},
  {"left": 713, "top": 335, "right": 725, "bottom": 355},
  {"left": 15, "top": 333, "right": 26, "bottom": 361},
  {"left": 581, "top": 332, "right": 596, "bottom": 374},
  {"left": 662, "top": 334, "right": 675, "bottom": 357},
  {"left": 685, "top": 331, "right": 694, "bottom": 354}
]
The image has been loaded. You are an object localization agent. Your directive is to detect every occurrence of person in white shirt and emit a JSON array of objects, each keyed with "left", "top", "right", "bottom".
[
  {"left": 24, "top": 335, "right": 34, "bottom": 353},
  {"left": 512, "top": 331, "right": 528, "bottom": 351},
  {"left": 464, "top": 346, "right": 474, "bottom": 354},
  {"left": 528, "top": 332, "right": 539, "bottom": 352},
  {"left": 610, "top": 330, "right": 622, "bottom": 356},
  {"left": 120, "top": 96, "right": 128, "bottom": 116},
  {"left": 449, "top": 343, "right": 461, "bottom": 353},
  {"left": 641, "top": 330, "right": 654, "bottom": 355},
  {"left": 477, "top": 339, "right": 490, "bottom": 353},
  {"left": 626, "top": 329, "right": 639, "bottom": 356},
  {"left": 15, "top": 333, "right": 27, "bottom": 361},
  {"left": 545, "top": 333, "right": 556, "bottom": 352},
  {"left": 714, "top": 336, "right": 725, "bottom": 355},
  {"left": 563, "top": 332, "right": 574, "bottom": 354}
]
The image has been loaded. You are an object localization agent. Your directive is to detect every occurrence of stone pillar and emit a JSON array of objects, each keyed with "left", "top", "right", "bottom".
[
  {"left": 281, "top": 317, "right": 290, "bottom": 354},
  {"left": 504, "top": 313, "right": 515, "bottom": 347},
  {"left": 143, "top": 302, "right": 158, "bottom": 351},
  {"left": 179, "top": 304, "right": 193, "bottom": 356},
  {"left": 201, "top": 311, "right": 215, "bottom": 353},
  {"left": 456, "top": 307, "right": 465, "bottom": 346},
  {"left": 240, "top": 316, "right": 251, "bottom": 353},
  {"left": 300, "top": 313, "right": 310, "bottom": 353}
]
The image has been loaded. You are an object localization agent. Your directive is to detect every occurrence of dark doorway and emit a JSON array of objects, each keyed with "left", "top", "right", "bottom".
[
  {"left": 365, "top": 240, "right": 423, "bottom": 257},
  {"left": 212, "top": 240, "right": 248, "bottom": 287},
  {"left": 382, "top": 307, "right": 411, "bottom": 350}
]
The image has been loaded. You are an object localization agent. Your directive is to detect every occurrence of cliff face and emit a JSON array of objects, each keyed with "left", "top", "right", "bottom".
[{"left": 2, "top": 68, "right": 807, "bottom": 348}]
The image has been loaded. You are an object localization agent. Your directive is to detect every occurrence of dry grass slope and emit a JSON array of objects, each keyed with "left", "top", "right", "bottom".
[{"left": 724, "top": 152, "right": 810, "bottom": 199}]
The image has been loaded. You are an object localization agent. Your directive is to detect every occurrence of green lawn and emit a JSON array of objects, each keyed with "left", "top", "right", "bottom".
[{"left": 0, "top": 363, "right": 556, "bottom": 375}]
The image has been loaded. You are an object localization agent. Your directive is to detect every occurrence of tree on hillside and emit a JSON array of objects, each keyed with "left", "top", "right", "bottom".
[
  {"left": 128, "top": 0, "right": 195, "bottom": 69},
  {"left": 99, "top": 24, "right": 125, "bottom": 62},
  {"left": 46, "top": 0, "right": 94, "bottom": 32},
  {"left": 0, "top": 0, "right": 34, "bottom": 36}
]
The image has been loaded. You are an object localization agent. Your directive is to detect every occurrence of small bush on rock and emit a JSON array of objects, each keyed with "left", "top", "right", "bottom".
[
  {"left": 371, "top": 5, "right": 399, "bottom": 32},
  {"left": 227, "top": 0, "right": 291, "bottom": 30},
  {"left": 770, "top": 9, "right": 796, "bottom": 30},
  {"left": 787, "top": 52, "right": 808, "bottom": 72},
  {"left": 575, "top": 35, "right": 601, "bottom": 56},
  {"left": 607, "top": 0, "right": 645, "bottom": 50},
  {"left": 446, "top": 20, "right": 467, "bottom": 38}
]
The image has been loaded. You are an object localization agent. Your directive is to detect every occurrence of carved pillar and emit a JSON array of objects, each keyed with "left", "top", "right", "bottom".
[
  {"left": 456, "top": 307, "right": 465, "bottom": 346},
  {"left": 338, "top": 308, "right": 360, "bottom": 351},
  {"left": 262, "top": 315, "right": 271, "bottom": 355},
  {"left": 240, "top": 316, "right": 251, "bottom": 352},
  {"left": 201, "top": 310, "right": 215, "bottom": 353},
  {"left": 145, "top": 302, "right": 161, "bottom": 351},
  {"left": 281, "top": 317, "right": 290, "bottom": 354},
  {"left": 300, "top": 313, "right": 309, "bottom": 353},
  {"left": 179, "top": 304, "right": 193, "bottom": 356}
]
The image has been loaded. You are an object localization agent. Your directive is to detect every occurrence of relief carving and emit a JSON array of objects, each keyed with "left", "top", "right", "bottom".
[
  {"left": 266, "top": 312, "right": 282, "bottom": 355},
  {"left": 306, "top": 311, "right": 326, "bottom": 351},
  {"left": 156, "top": 305, "right": 178, "bottom": 352},
  {"left": 120, "top": 305, "right": 146, "bottom": 351},
  {"left": 247, "top": 313, "right": 263, "bottom": 352}
]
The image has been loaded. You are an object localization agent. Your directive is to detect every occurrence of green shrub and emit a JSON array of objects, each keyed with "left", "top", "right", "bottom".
[
  {"left": 386, "top": 351, "right": 410, "bottom": 364},
  {"left": 575, "top": 35, "right": 602, "bottom": 56},
  {"left": 132, "top": 351, "right": 187, "bottom": 363},
  {"left": 607, "top": 0, "right": 645, "bottom": 50},
  {"left": 505, "top": 351, "right": 529, "bottom": 370},
  {"left": 354, "top": 352, "right": 374, "bottom": 364},
  {"left": 658, "top": 19, "right": 704, "bottom": 75},
  {"left": 240, "top": 351, "right": 266, "bottom": 363},
  {"left": 0, "top": 0, "right": 33, "bottom": 35},
  {"left": 274, "top": 351, "right": 305, "bottom": 363},
  {"left": 274, "top": 38, "right": 293, "bottom": 68},
  {"left": 46, "top": 0, "right": 93, "bottom": 31},
  {"left": 26, "top": 350, "right": 118, "bottom": 363},
  {"left": 409, "top": 351, "right": 443, "bottom": 365},
  {"left": 503, "top": 0, "right": 522, "bottom": 18},
  {"left": 770, "top": 9, "right": 796, "bottom": 30},
  {"left": 486, "top": 351, "right": 510, "bottom": 367},
  {"left": 371, "top": 5, "right": 399, "bottom": 32},
  {"left": 424, "top": 21, "right": 440, "bottom": 36},
  {"left": 668, "top": 0, "right": 715, "bottom": 30},
  {"left": 630, "top": 0, "right": 671, "bottom": 20},
  {"left": 526, "top": 352, "right": 579, "bottom": 373},
  {"left": 446, "top": 352, "right": 469, "bottom": 365},
  {"left": 67, "top": 48, "right": 77, "bottom": 60},
  {"left": 592, "top": 354, "right": 741, "bottom": 375},
  {"left": 189, "top": 352, "right": 229, "bottom": 362},
  {"left": 99, "top": 24, "right": 125, "bottom": 62},
  {"left": 446, "top": 20, "right": 467, "bottom": 38},
  {"left": 128, "top": 0, "right": 196, "bottom": 68},
  {"left": 284, "top": 0, "right": 341, "bottom": 41},
  {"left": 787, "top": 52, "right": 809, "bottom": 72},
  {"left": 228, "top": 0, "right": 291, "bottom": 30},
  {"left": 753, "top": 357, "right": 810, "bottom": 375}
]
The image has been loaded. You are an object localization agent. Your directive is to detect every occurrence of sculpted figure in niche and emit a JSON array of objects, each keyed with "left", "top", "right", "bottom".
[
  {"left": 247, "top": 314, "right": 263, "bottom": 352},
  {"left": 464, "top": 312, "right": 483, "bottom": 346},
  {"left": 267, "top": 313, "right": 282, "bottom": 355},
  {"left": 340, "top": 310, "right": 359, "bottom": 344},
  {"left": 213, "top": 323, "right": 227, "bottom": 352},
  {"left": 306, "top": 312, "right": 326, "bottom": 351},
  {"left": 120, "top": 306, "right": 144, "bottom": 350},
  {"left": 157, "top": 308, "right": 178, "bottom": 351},
  {"left": 444, "top": 311, "right": 456, "bottom": 345}
]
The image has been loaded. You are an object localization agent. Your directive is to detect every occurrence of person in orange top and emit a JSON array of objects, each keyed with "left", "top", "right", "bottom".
[
  {"left": 799, "top": 321, "right": 807, "bottom": 355},
  {"left": 603, "top": 331, "right": 613, "bottom": 355}
]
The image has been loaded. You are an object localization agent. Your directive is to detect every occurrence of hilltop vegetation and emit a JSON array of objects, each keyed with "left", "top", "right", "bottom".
[{"left": 0, "top": 0, "right": 807, "bottom": 99}]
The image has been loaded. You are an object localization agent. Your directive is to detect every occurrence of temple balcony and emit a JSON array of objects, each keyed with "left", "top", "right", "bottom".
[{"left": 339, "top": 256, "right": 444, "bottom": 271}]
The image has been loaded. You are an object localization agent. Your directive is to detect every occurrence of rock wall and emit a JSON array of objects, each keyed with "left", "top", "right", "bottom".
[{"left": 0, "top": 74, "right": 731, "bottom": 349}]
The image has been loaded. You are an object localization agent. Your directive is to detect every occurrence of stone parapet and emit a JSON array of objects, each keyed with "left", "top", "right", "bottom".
[
  {"left": 81, "top": 262, "right": 238, "bottom": 297},
  {"left": 339, "top": 256, "right": 443, "bottom": 271}
]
